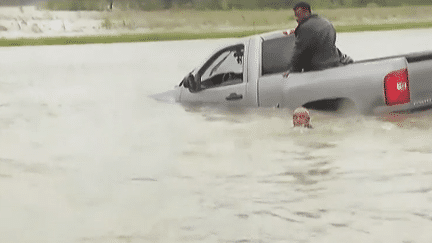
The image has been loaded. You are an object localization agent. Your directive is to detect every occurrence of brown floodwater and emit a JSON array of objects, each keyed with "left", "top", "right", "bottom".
[{"left": 1, "top": 29, "right": 432, "bottom": 243}]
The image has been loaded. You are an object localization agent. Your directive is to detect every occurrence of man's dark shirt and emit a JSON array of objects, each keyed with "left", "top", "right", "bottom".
[{"left": 291, "top": 14, "right": 341, "bottom": 72}]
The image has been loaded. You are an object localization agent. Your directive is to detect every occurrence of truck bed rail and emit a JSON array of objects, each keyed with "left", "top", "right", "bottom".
[{"left": 355, "top": 51, "right": 432, "bottom": 64}]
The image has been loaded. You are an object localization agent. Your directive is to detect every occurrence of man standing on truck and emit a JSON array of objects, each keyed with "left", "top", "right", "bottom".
[{"left": 286, "top": 2, "right": 352, "bottom": 74}]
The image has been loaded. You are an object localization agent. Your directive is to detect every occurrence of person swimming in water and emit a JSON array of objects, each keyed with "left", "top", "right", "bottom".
[{"left": 293, "top": 107, "right": 313, "bottom": 128}]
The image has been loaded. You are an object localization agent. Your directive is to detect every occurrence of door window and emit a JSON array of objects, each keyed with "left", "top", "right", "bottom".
[{"left": 198, "top": 45, "right": 244, "bottom": 89}]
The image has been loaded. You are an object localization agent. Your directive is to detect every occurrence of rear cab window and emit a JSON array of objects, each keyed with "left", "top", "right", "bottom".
[{"left": 261, "top": 35, "right": 295, "bottom": 76}]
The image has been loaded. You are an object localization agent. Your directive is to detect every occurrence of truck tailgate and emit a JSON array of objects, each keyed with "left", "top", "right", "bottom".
[{"left": 407, "top": 58, "right": 432, "bottom": 109}]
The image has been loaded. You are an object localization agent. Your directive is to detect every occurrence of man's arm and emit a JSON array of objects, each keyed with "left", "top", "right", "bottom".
[{"left": 283, "top": 29, "right": 295, "bottom": 35}]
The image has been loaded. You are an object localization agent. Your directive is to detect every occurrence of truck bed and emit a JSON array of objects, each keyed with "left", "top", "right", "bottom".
[
  {"left": 355, "top": 50, "right": 432, "bottom": 64},
  {"left": 357, "top": 50, "right": 432, "bottom": 113}
]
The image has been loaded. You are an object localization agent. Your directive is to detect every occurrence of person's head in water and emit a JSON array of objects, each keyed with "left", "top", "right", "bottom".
[
  {"left": 293, "top": 2, "right": 312, "bottom": 23},
  {"left": 293, "top": 107, "right": 312, "bottom": 128}
]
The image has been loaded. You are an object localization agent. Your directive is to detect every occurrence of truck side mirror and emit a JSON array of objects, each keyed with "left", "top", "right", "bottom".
[
  {"left": 182, "top": 73, "right": 200, "bottom": 92},
  {"left": 234, "top": 49, "right": 243, "bottom": 64}
]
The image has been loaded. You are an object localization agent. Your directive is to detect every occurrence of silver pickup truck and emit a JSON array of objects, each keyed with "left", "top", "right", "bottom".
[{"left": 154, "top": 30, "right": 432, "bottom": 114}]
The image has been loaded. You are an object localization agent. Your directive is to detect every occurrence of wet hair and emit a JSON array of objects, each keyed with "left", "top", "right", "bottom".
[
  {"left": 293, "top": 107, "right": 312, "bottom": 128},
  {"left": 293, "top": 2, "right": 311, "bottom": 13},
  {"left": 293, "top": 107, "right": 310, "bottom": 116}
]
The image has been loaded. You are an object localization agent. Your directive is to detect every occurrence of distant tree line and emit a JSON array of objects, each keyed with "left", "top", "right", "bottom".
[{"left": 17, "top": 0, "right": 432, "bottom": 11}]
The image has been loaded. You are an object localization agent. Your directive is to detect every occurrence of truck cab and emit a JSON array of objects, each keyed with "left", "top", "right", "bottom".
[{"left": 172, "top": 30, "right": 432, "bottom": 115}]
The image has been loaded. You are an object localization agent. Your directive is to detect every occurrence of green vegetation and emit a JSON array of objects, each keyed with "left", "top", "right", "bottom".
[
  {"left": 44, "top": 0, "right": 103, "bottom": 11},
  {"left": 39, "top": 0, "right": 432, "bottom": 11},
  {"left": 1, "top": 0, "right": 432, "bottom": 10},
  {"left": 97, "top": 5, "right": 432, "bottom": 32},
  {"left": 1, "top": 21, "right": 432, "bottom": 47},
  {"left": 0, "top": 31, "right": 259, "bottom": 47},
  {"left": 1, "top": 4, "right": 432, "bottom": 47}
]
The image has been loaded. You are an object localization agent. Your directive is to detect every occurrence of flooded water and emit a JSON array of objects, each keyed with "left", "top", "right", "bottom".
[{"left": 1, "top": 29, "right": 432, "bottom": 243}]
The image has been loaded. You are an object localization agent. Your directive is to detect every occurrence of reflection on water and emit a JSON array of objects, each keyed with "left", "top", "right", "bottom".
[
  {"left": 1, "top": 30, "right": 432, "bottom": 243},
  {"left": 380, "top": 108, "right": 432, "bottom": 130}
]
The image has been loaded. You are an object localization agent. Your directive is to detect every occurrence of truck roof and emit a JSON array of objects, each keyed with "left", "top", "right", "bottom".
[
  {"left": 221, "top": 30, "right": 288, "bottom": 47},
  {"left": 258, "top": 29, "right": 289, "bottom": 41}
]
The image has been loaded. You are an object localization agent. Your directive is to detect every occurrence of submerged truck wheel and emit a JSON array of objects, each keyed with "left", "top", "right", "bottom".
[{"left": 303, "top": 98, "right": 357, "bottom": 114}]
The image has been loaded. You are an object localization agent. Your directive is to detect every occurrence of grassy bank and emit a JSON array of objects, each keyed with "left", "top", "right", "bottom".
[
  {"left": 1, "top": 5, "right": 432, "bottom": 47},
  {"left": 99, "top": 5, "right": 432, "bottom": 30},
  {"left": 2, "top": 21, "right": 432, "bottom": 47}
]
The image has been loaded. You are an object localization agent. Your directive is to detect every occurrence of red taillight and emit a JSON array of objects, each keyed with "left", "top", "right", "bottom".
[{"left": 384, "top": 68, "right": 410, "bottom": 106}]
